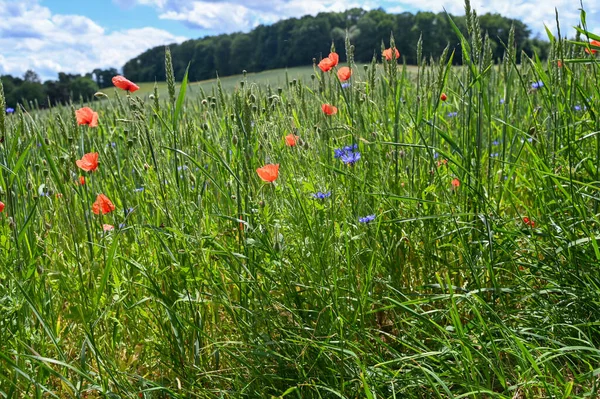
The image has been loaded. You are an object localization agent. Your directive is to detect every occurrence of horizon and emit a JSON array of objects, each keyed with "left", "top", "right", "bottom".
[{"left": 0, "top": 0, "right": 597, "bottom": 81}]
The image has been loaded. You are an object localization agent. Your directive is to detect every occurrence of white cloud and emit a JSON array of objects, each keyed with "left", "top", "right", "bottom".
[
  {"left": 391, "top": 0, "right": 598, "bottom": 37},
  {"left": 126, "top": 0, "right": 600, "bottom": 38},
  {"left": 140, "top": 0, "right": 380, "bottom": 32},
  {"left": 0, "top": 0, "right": 187, "bottom": 81}
]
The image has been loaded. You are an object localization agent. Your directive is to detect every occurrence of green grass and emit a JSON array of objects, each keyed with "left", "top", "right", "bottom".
[
  {"left": 1, "top": 18, "right": 600, "bottom": 399},
  {"left": 132, "top": 65, "right": 420, "bottom": 98},
  {"left": 133, "top": 66, "right": 317, "bottom": 98}
]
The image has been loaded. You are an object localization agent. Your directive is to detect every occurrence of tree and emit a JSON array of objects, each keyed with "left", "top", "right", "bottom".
[{"left": 23, "top": 70, "right": 41, "bottom": 83}]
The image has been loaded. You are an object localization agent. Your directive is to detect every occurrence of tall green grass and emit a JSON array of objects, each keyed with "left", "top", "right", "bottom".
[{"left": 1, "top": 6, "right": 600, "bottom": 398}]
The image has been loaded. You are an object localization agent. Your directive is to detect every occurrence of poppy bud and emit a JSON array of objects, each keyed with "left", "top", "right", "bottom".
[
  {"left": 277, "top": 87, "right": 283, "bottom": 95},
  {"left": 201, "top": 99, "right": 208, "bottom": 106},
  {"left": 240, "top": 81, "right": 245, "bottom": 87},
  {"left": 210, "top": 103, "right": 216, "bottom": 109},
  {"left": 364, "top": 65, "right": 369, "bottom": 71},
  {"left": 43, "top": 169, "right": 49, "bottom": 176},
  {"left": 45, "top": 138, "right": 50, "bottom": 145},
  {"left": 144, "top": 163, "right": 150, "bottom": 170},
  {"left": 243, "top": 70, "right": 247, "bottom": 77},
  {"left": 94, "top": 91, "right": 108, "bottom": 99},
  {"left": 149, "top": 94, "right": 155, "bottom": 100},
  {"left": 312, "top": 58, "right": 317, "bottom": 64},
  {"left": 127, "top": 139, "right": 134, "bottom": 147},
  {"left": 8, "top": 217, "right": 15, "bottom": 230},
  {"left": 311, "top": 74, "right": 315, "bottom": 80},
  {"left": 232, "top": 135, "right": 238, "bottom": 145},
  {"left": 252, "top": 105, "right": 258, "bottom": 113},
  {"left": 259, "top": 200, "right": 265, "bottom": 207},
  {"left": 231, "top": 195, "right": 236, "bottom": 200},
  {"left": 440, "top": 93, "right": 448, "bottom": 101},
  {"left": 249, "top": 94, "right": 256, "bottom": 103},
  {"left": 202, "top": 123, "right": 209, "bottom": 130},
  {"left": 68, "top": 136, "right": 73, "bottom": 143}
]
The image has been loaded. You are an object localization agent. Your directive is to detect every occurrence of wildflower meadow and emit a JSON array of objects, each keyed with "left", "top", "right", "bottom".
[{"left": 2, "top": 6, "right": 600, "bottom": 398}]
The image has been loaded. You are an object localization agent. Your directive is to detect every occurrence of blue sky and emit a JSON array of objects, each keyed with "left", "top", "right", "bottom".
[{"left": 0, "top": 0, "right": 597, "bottom": 81}]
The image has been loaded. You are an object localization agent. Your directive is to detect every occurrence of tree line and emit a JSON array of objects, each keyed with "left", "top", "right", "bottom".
[
  {"left": 123, "top": 8, "right": 550, "bottom": 82},
  {"left": 2, "top": 8, "right": 550, "bottom": 109}
]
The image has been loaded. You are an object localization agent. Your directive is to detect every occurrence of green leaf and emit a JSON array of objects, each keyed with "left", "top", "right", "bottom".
[{"left": 172, "top": 63, "right": 190, "bottom": 131}]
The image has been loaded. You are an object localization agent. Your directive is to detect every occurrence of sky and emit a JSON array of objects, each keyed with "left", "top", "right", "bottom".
[{"left": 0, "top": 0, "right": 597, "bottom": 81}]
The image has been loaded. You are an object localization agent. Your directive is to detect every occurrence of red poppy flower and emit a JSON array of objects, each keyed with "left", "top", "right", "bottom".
[
  {"left": 75, "top": 107, "right": 99, "bottom": 128},
  {"left": 585, "top": 40, "right": 600, "bottom": 54},
  {"left": 0, "top": 201, "right": 4, "bottom": 213},
  {"left": 382, "top": 48, "right": 400, "bottom": 61},
  {"left": 440, "top": 93, "right": 448, "bottom": 101},
  {"left": 328, "top": 52, "right": 339, "bottom": 66},
  {"left": 285, "top": 134, "right": 298, "bottom": 147},
  {"left": 79, "top": 176, "right": 86, "bottom": 185},
  {"left": 318, "top": 57, "right": 334, "bottom": 72},
  {"left": 103, "top": 224, "right": 114, "bottom": 231},
  {"left": 76, "top": 152, "right": 99, "bottom": 172},
  {"left": 92, "top": 194, "right": 115, "bottom": 215},
  {"left": 112, "top": 75, "right": 140, "bottom": 92},
  {"left": 256, "top": 164, "right": 279, "bottom": 183},
  {"left": 337, "top": 66, "right": 352, "bottom": 81},
  {"left": 557, "top": 60, "right": 563, "bottom": 68},
  {"left": 451, "top": 178, "right": 460, "bottom": 188},
  {"left": 322, "top": 104, "right": 338, "bottom": 115},
  {"left": 523, "top": 217, "right": 535, "bottom": 227}
]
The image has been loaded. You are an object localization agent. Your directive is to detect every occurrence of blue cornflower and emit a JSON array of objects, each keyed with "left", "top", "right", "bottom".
[
  {"left": 125, "top": 207, "right": 134, "bottom": 215},
  {"left": 491, "top": 153, "right": 499, "bottom": 157},
  {"left": 177, "top": 165, "right": 189, "bottom": 171},
  {"left": 358, "top": 214, "right": 376, "bottom": 223},
  {"left": 6, "top": 107, "right": 14, "bottom": 114},
  {"left": 340, "top": 151, "right": 361, "bottom": 165},
  {"left": 531, "top": 80, "right": 544, "bottom": 89},
  {"left": 499, "top": 98, "right": 505, "bottom": 104},
  {"left": 118, "top": 223, "right": 126, "bottom": 229},
  {"left": 492, "top": 140, "right": 500, "bottom": 146},
  {"left": 312, "top": 191, "right": 331, "bottom": 200},
  {"left": 574, "top": 105, "right": 585, "bottom": 111},
  {"left": 447, "top": 112, "right": 458, "bottom": 118},
  {"left": 334, "top": 144, "right": 358, "bottom": 159},
  {"left": 133, "top": 187, "right": 144, "bottom": 193},
  {"left": 341, "top": 83, "right": 351, "bottom": 89}
]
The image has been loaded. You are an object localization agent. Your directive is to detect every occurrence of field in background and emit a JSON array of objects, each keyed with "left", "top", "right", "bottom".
[{"left": 133, "top": 65, "right": 420, "bottom": 98}]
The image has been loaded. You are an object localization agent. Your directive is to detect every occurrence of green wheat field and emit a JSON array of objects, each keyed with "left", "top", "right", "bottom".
[{"left": 2, "top": 14, "right": 600, "bottom": 399}]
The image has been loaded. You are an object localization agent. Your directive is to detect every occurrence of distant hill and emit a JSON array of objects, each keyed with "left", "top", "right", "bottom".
[{"left": 122, "top": 8, "right": 550, "bottom": 83}]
